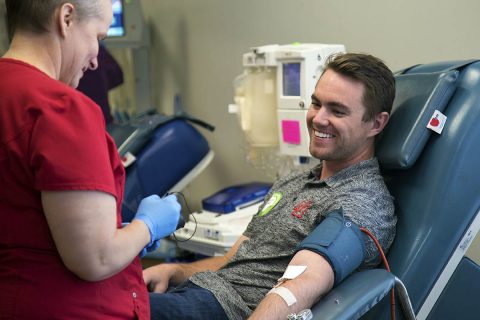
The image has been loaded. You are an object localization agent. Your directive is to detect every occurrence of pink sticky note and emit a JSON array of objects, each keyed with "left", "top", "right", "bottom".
[{"left": 281, "top": 120, "right": 301, "bottom": 144}]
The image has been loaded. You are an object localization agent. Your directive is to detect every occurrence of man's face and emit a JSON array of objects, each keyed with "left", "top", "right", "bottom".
[
  {"left": 306, "top": 69, "right": 378, "bottom": 169},
  {"left": 59, "top": 0, "right": 113, "bottom": 87}
]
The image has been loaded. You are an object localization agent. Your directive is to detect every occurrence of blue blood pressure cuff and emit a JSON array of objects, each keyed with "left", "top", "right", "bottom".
[{"left": 296, "top": 208, "right": 365, "bottom": 286}]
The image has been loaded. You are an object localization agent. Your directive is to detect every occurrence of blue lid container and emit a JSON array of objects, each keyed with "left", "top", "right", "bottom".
[{"left": 202, "top": 182, "right": 272, "bottom": 214}]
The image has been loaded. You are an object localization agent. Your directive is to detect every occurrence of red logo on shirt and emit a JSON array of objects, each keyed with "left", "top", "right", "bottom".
[{"left": 291, "top": 200, "right": 312, "bottom": 219}]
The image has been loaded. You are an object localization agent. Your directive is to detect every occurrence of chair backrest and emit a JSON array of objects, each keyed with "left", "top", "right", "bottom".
[{"left": 364, "top": 60, "right": 480, "bottom": 319}]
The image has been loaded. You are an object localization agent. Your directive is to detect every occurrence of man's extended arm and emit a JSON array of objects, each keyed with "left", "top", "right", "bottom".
[
  {"left": 143, "top": 235, "right": 249, "bottom": 293},
  {"left": 248, "top": 249, "right": 334, "bottom": 320},
  {"left": 250, "top": 209, "right": 365, "bottom": 319}
]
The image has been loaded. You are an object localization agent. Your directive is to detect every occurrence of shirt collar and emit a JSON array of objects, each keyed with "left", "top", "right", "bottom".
[{"left": 307, "top": 158, "right": 380, "bottom": 188}]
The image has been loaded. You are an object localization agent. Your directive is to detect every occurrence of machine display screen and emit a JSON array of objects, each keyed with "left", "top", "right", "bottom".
[
  {"left": 108, "top": 0, "right": 125, "bottom": 37},
  {"left": 282, "top": 63, "right": 301, "bottom": 96}
]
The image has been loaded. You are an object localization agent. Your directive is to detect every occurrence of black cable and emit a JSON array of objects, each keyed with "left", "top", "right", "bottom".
[{"left": 165, "top": 191, "right": 198, "bottom": 242}]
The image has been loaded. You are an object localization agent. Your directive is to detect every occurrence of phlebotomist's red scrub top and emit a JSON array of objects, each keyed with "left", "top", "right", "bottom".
[{"left": 0, "top": 58, "right": 149, "bottom": 319}]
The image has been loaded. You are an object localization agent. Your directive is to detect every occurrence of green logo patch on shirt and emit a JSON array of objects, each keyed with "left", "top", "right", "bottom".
[{"left": 258, "top": 192, "right": 282, "bottom": 217}]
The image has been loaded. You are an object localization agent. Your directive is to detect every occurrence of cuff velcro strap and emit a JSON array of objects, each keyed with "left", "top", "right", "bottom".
[{"left": 268, "top": 286, "right": 297, "bottom": 306}]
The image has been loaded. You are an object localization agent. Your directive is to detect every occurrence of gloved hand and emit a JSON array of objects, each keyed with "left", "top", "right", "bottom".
[
  {"left": 139, "top": 239, "right": 160, "bottom": 258},
  {"left": 133, "top": 194, "right": 181, "bottom": 253}
]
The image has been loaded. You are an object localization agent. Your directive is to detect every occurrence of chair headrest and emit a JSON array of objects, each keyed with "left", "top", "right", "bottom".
[{"left": 376, "top": 70, "right": 459, "bottom": 170}]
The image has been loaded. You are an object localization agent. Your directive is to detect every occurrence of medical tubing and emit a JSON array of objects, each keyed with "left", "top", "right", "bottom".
[{"left": 360, "top": 227, "right": 396, "bottom": 320}]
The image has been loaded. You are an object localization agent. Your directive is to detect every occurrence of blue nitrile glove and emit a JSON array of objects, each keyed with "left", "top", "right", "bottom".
[
  {"left": 133, "top": 194, "right": 181, "bottom": 254},
  {"left": 139, "top": 239, "right": 160, "bottom": 258}
]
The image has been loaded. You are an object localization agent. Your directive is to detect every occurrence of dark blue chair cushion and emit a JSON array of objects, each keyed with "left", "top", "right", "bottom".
[{"left": 376, "top": 70, "right": 458, "bottom": 169}]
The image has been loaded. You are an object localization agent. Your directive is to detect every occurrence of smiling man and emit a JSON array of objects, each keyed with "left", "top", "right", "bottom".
[
  {"left": 143, "top": 53, "right": 397, "bottom": 320},
  {"left": 308, "top": 54, "right": 392, "bottom": 180}
]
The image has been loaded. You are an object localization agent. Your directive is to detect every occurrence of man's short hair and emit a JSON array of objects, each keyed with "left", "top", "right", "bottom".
[
  {"left": 5, "top": 0, "right": 103, "bottom": 38},
  {"left": 324, "top": 52, "right": 395, "bottom": 122}
]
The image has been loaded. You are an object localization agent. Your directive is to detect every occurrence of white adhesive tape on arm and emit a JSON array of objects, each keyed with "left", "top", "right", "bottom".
[{"left": 268, "top": 286, "right": 297, "bottom": 307}]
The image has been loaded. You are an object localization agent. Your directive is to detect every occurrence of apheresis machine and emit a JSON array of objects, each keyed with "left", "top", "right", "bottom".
[{"left": 174, "top": 43, "right": 346, "bottom": 256}]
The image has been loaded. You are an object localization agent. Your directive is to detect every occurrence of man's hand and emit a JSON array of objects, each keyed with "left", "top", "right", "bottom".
[
  {"left": 143, "top": 236, "right": 250, "bottom": 293},
  {"left": 143, "top": 264, "right": 177, "bottom": 293}
]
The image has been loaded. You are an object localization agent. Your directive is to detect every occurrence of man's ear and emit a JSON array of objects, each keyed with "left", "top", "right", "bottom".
[
  {"left": 368, "top": 111, "right": 390, "bottom": 138},
  {"left": 57, "top": 3, "right": 75, "bottom": 37}
]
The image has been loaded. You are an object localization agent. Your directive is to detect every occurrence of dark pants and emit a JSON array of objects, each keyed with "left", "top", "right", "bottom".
[{"left": 149, "top": 281, "right": 229, "bottom": 320}]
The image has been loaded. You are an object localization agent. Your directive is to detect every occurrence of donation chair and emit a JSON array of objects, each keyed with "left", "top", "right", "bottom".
[
  {"left": 311, "top": 60, "right": 480, "bottom": 319},
  {"left": 108, "top": 112, "right": 215, "bottom": 222}
]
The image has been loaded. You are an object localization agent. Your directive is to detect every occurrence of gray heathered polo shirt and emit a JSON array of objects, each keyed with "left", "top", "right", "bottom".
[{"left": 190, "top": 158, "right": 396, "bottom": 319}]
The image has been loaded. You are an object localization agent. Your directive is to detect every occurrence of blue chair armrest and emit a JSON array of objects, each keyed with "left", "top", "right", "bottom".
[{"left": 311, "top": 269, "right": 395, "bottom": 320}]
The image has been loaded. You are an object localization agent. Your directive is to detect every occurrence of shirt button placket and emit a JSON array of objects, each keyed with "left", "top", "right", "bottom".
[{"left": 132, "top": 291, "right": 140, "bottom": 317}]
